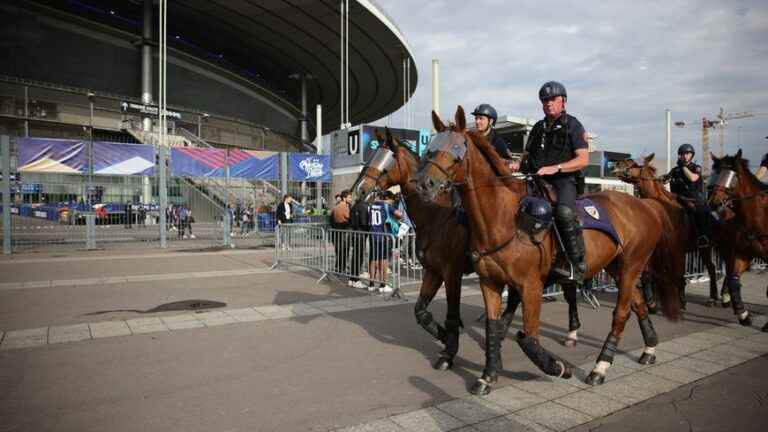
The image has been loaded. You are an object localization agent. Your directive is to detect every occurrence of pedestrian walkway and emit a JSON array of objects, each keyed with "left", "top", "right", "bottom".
[{"left": 334, "top": 322, "right": 768, "bottom": 432}]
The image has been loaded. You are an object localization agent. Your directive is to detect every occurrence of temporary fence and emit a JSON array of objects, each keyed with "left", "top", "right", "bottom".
[{"left": 273, "top": 223, "right": 767, "bottom": 302}]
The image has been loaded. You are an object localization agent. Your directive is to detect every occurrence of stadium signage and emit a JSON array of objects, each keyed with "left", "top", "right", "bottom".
[{"left": 120, "top": 102, "right": 182, "bottom": 120}]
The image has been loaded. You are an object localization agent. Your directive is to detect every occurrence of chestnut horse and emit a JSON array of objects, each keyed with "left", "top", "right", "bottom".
[
  {"left": 416, "top": 107, "right": 681, "bottom": 394},
  {"left": 614, "top": 154, "right": 723, "bottom": 308},
  {"left": 709, "top": 150, "right": 768, "bottom": 329},
  {"left": 350, "top": 129, "right": 593, "bottom": 371}
]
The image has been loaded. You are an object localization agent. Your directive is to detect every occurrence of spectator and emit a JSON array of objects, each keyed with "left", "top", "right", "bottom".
[
  {"left": 331, "top": 190, "right": 354, "bottom": 284},
  {"left": 138, "top": 205, "right": 147, "bottom": 227},
  {"left": 178, "top": 206, "right": 188, "bottom": 239},
  {"left": 275, "top": 194, "right": 294, "bottom": 225},
  {"left": 348, "top": 197, "right": 370, "bottom": 288},
  {"left": 367, "top": 191, "right": 401, "bottom": 293}
]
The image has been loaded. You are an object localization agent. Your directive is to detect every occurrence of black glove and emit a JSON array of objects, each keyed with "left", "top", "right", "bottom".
[{"left": 676, "top": 159, "right": 685, "bottom": 168}]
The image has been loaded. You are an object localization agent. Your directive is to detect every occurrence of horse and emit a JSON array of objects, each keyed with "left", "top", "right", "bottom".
[
  {"left": 613, "top": 154, "right": 724, "bottom": 308},
  {"left": 349, "top": 129, "right": 594, "bottom": 371},
  {"left": 415, "top": 106, "right": 681, "bottom": 394},
  {"left": 709, "top": 150, "right": 768, "bottom": 328}
]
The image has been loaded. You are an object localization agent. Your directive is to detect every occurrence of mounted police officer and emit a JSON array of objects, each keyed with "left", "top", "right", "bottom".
[
  {"left": 522, "top": 81, "right": 589, "bottom": 282},
  {"left": 471, "top": 104, "right": 511, "bottom": 159},
  {"left": 667, "top": 143, "right": 709, "bottom": 247}
]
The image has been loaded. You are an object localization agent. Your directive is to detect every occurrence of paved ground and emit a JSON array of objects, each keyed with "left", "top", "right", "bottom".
[{"left": 0, "top": 248, "right": 766, "bottom": 432}]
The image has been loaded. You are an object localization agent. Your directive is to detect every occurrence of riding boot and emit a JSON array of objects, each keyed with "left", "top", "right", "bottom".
[
  {"left": 555, "top": 205, "right": 586, "bottom": 282},
  {"left": 693, "top": 201, "right": 711, "bottom": 248}
]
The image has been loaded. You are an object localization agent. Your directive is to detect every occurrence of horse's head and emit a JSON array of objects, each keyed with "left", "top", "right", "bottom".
[
  {"left": 613, "top": 153, "right": 659, "bottom": 184},
  {"left": 416, "top": 106, "right": 470, "bottom": 204},
  {"left": 349, "top": 128, "right": 419, "bottom": 201},
  {"left": 709, "top": 149, "right": 748, "bottom": 218}
]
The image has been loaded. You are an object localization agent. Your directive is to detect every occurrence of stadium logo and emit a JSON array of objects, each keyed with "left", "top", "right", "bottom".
[{"left": 299, "top": 157, "right": 325, "bottom": 179}]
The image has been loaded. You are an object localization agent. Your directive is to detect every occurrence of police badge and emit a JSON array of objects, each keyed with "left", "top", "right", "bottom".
[{"left": 584, "top": 205, "right": 600, "bottom": 220}]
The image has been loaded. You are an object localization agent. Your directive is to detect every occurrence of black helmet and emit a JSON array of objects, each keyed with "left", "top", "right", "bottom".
[
  {"left": 517, "top": 196, "right": 553, "bottom": 233},
  {"left": 471, "top": 104, "right": 498, "bottom": 124},
  {"left": 677, "top": 143, "right": 695, "bottom": 155},
  {"left": 539, "top": 81, "right": 567, "bottom": 101}
]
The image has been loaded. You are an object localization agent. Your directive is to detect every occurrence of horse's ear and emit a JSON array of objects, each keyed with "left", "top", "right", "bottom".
[
  {"left": 432, "top": 111, "right": 446, "bottom": 132},
  {"left": 375, "top": 128, "right": 385, "bottom": 145},
  {"left": 710, "top": 152, "right": 719, "bottom": 163},
  {"left": 455, "top": 106, "right": 466, "bottom": 131},
  {"left": 384, "top": 127, "right": 398, "bottom": 153},
  {"left": 644, "top": 153, "right": 655, "bottom": 164},
  {"left": 735, "top": 149, "right": 743, "bottom": 161}
]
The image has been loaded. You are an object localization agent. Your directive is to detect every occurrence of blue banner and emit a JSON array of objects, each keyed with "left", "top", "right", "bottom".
[{"left": 288, "top": 154, "right": 331, "bottom": 181}]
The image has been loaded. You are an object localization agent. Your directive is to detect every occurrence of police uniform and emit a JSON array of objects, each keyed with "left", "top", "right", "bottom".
[
  {"left": 668, "top": 158, "right": 710, "bottom": 245},
  {"left": 487, "top": 129, "right": 511, "bottom": 159},
  {"left": 762, "top": 153, "right": 768, "bottom": 169},
  {"left": 524, "top": 112, "right": 589, "bottom": 279}
]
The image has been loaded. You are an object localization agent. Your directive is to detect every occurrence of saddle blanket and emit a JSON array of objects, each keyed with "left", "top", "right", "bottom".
[{"left": 576, "top": 197, "right": 621, "bottom": 245}]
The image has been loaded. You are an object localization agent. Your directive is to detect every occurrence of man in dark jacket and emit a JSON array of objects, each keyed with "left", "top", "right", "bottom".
[
  {"left": 347, "top": 198, "right": 371, "bottom": 288},
  {"left": 522, "top": 81, "right": 589, "bottom": 282}
]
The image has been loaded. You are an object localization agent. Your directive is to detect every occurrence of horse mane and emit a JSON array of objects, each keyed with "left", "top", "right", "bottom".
[{"left": 464, "top": 129, "right": 517, "bottom": 188}]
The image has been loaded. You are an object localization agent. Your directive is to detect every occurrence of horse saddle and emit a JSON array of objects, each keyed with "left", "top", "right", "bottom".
[{"left": 517, "top": 196, "right": 622, "bottom": 246}]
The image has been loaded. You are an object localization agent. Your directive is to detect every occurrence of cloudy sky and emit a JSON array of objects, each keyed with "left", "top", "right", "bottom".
[{"left": 375, "top": 0, "right": 768, "bottom": 169}]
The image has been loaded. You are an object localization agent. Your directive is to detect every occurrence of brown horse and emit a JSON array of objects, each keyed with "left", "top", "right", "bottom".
[
  {"left": 416, "top": 107, "right": 681, "bottom": 394},
  {"left": 350, "top": 129, "right": 593, "bottom": 371},
  {"left": 613, "top": 154, "right": 723, "bottom": 308},
  {"left": 347, "top": 128, "right": 470, "bottom": 370},
  {"left": 709, "top": 150, "right": 768, "bottom": 328}
]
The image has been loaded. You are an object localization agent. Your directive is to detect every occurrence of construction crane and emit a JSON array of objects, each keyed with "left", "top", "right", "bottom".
[{"left": 674, "top": 108, "right": 758, "bottom": 177}]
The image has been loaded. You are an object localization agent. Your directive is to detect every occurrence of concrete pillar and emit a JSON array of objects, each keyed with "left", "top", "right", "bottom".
[
  {"left": 2, "top": 136, "right": 11, "bottom": 255},
  {"left": 141, "top": 0, "right": 154, "bottom": 132},
  {"left": 280, "top": 152, "right": 289, "bottom": 196}
]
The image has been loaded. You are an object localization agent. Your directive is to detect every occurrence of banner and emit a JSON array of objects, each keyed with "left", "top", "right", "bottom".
[
  {"left": 17, "top": 138, "right": 156, "bottom": 175},
  {"left": 171, "top": 148, "right": 278, "bottom": 180},
  {"left": 17, "top": 138, "right": 87, "bottom": 173},
  {"left": 288, "top": 154, "right": 331, "bottom": 181}
]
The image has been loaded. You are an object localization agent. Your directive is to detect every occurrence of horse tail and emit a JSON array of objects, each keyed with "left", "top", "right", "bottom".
[{"left": 648, "top": 213, "right": 683, "bottom": 321}]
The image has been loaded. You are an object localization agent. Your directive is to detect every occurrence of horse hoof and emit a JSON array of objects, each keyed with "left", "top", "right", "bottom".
[
  {"left": 559, "top": 363, "right": 573, "bottom": 379},
  {"left": 738, "top": 315, "right": 752, "bottom": 327},
  {"left": 585, "top": 371, "right": 605, "bottom": 386},
  {"left": 638, "top": 353, "right": 657, "bottom": 365},
  {"left": 563, "top": 338, "right": 578, "bottom": 348},
  {"left": 433, "top": 357, "right": 453, "bottom": 371},
  {"left": 469, "top": 378, "right": 493, "bottom": 396}
]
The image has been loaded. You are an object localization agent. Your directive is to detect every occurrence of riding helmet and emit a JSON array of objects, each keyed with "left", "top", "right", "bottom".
[
  {"left": 538, "top": 81, "right": 568, "bottom": 101},
  {"left": 471, "top": 104, "right": 498, "bottom": 125},
  {"left": 677, "top": 143, "right": 695, "bottom": 155}
]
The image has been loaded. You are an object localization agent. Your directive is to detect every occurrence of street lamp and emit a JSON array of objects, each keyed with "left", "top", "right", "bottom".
[{"left": 197, "top": 112, "right": 210, "bottom": 138}]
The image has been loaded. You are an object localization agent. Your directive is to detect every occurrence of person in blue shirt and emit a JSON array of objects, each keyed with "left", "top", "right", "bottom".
[{"left": 367, "top": 191, "right": 402, "bottom": 293}]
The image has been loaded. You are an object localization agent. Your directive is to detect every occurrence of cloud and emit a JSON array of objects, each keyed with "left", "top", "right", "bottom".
[{"left": 374, "top": 0, "right": 768, "bottom": 167}]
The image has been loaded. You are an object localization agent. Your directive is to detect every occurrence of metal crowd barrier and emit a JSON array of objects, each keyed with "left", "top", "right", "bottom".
[{"left": 273, "top": 224, "right": 764, "bottom": 302}]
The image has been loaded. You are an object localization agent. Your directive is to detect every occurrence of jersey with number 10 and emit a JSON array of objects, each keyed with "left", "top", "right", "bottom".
[{"left": 368, "top": 203, "right": 392, "bottom": 233}]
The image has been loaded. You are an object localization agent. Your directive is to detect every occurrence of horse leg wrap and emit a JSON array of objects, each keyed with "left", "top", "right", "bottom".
[
  {"left": 516, "top": 331, "right": 572, "bottom": 378},
  {"left": 564, "top": 286, "right": 581, "bottom": 331},
  {"left": 638, "top": 317, "right": 658, "bottom": 365},
  {"left": 679, "top": 276, "right": 687, "bottom": 309},
  {"left": 481, "top": 319, "right": 505, "bottom": 381},
  {"left": 727, "top": 276, "right": 751, "bottom": 325},
  {"left": 441, "top": 315, "right": 462, "bottom": 358},
  {"left": 415, "top": 296, "right": 446, "bottom": 343},
  {"left": 638, "top": 316, "right": 658, "bottom": 347},
  {"left": 727, "top": 276, "right": 746, "bottom": 315},
  {"left": 597, "top": 334, "right": 620, "bottom": 364},
  {"left": 640, "top": 274, "right": 657, "bottom": 313}
]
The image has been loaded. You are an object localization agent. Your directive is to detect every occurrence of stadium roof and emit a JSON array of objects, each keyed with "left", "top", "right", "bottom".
[{"left": 29, "top": 0, "right": 418, "bottom": 136}]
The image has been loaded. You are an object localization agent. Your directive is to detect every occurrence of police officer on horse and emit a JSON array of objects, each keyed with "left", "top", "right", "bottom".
[
  {"left": 471, "top": 104, "right": 511, "bottom": 159},
  {"left": 667, "top": 143, "right": 710, "bottom": 247},
  {"left": 522, "top": 81, "right": 590, "bottom": 282}
]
